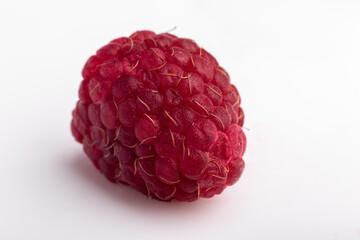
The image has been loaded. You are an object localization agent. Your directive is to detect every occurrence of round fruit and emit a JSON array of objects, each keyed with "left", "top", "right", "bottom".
[{"left": 71, "top": 30, "right": 246, "bottom": 201}]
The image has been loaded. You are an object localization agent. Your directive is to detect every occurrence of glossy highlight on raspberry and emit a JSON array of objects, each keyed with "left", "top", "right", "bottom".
[{"left": 71, "top": 30, "right": 246, "bottom": 201}]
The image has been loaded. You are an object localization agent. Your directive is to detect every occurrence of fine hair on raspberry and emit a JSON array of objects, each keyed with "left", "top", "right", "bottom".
[{"left": 71, "top": 30, "right": 246, "bottom": 202}]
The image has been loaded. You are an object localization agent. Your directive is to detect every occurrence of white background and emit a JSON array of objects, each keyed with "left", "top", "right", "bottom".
[{"left": 1, "top": 0, "right": 360, "bottom": 239}]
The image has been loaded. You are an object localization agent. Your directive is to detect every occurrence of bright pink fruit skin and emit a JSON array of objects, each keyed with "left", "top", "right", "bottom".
[{"left": 71, "top": 30, "right": 246, "bottom": 202}]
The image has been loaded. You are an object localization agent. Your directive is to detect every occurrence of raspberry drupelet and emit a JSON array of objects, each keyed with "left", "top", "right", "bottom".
[{"left": 71, "top": 30, "right": 246, "bottom": 201}]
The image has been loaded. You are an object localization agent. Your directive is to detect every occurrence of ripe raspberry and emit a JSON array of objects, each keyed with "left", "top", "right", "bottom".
[{"left": 71, "top": 30, "right": 246, "bottom": 201}]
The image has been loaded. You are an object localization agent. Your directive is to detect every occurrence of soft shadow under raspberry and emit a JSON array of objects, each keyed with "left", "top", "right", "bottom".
[{"left": 69, "top": 151, "right": 218, "bottom": 214}]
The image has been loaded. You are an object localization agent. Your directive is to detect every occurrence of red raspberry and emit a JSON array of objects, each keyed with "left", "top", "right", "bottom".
[{"left": 71, "top": 30, "right": 246, "bottom": 201}]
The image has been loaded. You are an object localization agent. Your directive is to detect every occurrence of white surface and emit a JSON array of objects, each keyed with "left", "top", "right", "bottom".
[{"left": 1, "top": 0, "right": 360, "bottom": 239}]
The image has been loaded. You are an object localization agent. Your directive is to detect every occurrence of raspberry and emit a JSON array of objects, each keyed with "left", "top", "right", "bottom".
[{"left": 71, "top": 30, "right": 246, "bottom": 202}]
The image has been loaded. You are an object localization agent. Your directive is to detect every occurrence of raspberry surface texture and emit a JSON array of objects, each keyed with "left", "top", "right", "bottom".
[{"left": 71, "top": 30, "right": 246, "bottom": 201}]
